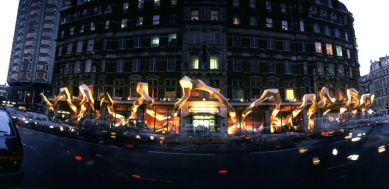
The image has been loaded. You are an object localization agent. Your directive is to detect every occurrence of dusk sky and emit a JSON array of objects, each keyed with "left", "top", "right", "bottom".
[{"left": 0, "top": 1, "right": 386, "bottom": 84}]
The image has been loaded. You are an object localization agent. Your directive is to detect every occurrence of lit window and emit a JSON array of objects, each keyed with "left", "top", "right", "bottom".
[
  {"left": 138, "top": 0, "right": 144, "bottom": 9},
  {"left": 282, "top": 20, "right": 288, "bottom": 30},
  {"left": 90, "top": 22, "right": 95, "bottom": 30},
  {"left": 347, "top": 49, "right": 351, "bottom": 59},
  {"left": 210, "top": 55, "right": 219, "bottom": 69},
  {"left": 336, "top": 46, "right": 343, "bottom": 57},
  {"left": 211, "top": 10, "right": 219, "bottom": 21},
  {"left": 315, "top": 42, "right": 322, "bottom": 53},
  {"left": 345, "top": 31, "right": 349, "bottom": 41},
  {"left": 154, "top": 0, "right": 160, "bottom": 8},
  {"left": 123, "top": 2, "right": 129, "bottom": 12},
  {"left": 87, "top": 39, "right": 94, "bottom": 51},
  {"left": 136, "top": 17, "right": 143, "bottom": 26},
  {"left": 300, "top": 20, "right": 304, "bottom": 31},
  {"left": 168, "top": 34, "right": 177, "bottom": 46},
  {"left": 151, "top": 35, "right": 159, "bottom": 47},
  {"left": 191, "top": 10, "right": 199, "bottom": 20},
  {"left": 190, "top": 55, "right": 199, "bottom": 69},
  {"left": 153, "top": 15, "right": 160, "bottom": 25},
  {"left": 121, "top": 19, "right": 127, "bottom": 28},
  {"left": 105, "top": 20, "right": 110, "bottom": 29},
  {"left": 266, "top": 18, "right": 273, "bottom": 28},
  {"left": 285, "top": 88, "right": 295, "bottom": 100},
  {"left": 233, "top": 16, "right": 240, "bottom": 25},
  {"left": 326, "top": 44, "right": 333, "bottom": 55}
]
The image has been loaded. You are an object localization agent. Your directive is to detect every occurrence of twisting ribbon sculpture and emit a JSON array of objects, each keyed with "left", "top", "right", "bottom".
[
  {"left": 240, "top": 89, "right": 282, "bottom": 132},
  {"left": 339, "top": 88, "right": 359, "bottom": 115},
  {"left": 284, "top": 94, "right": 316, "bottom": 127},
  {"left": 40, "top": 87, "right": 77, "bottom": 121},
  {"left": 97, "top": 92, "right": 126, "bottom": 126},
  {"left": 129, "top": 82, "right": 168, "bottom": 121},
  {"left": 77, "top": 84, "right": 95, "bottom": 122},
  {"left": 358, "top": 94, "right": 375, "bottom": 116},
  {"left": 174, "top": 76, "right": 237, "bottom": 123}
]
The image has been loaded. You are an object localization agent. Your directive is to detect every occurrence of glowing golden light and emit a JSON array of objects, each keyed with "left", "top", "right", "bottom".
[
  {"left": 299, "top": 148, "right": 308, "bottom": 154},
  {"left": 332, "top": 148, "right": 338, "bottom": 156},
  {"left": 351, "top": 137, "right": 361, "bottom": 142},
  {"left": 378, "top": 145, "right": 386, "bottom": 153},
  {"left": 348, "top": 154, "right": 359, "bottom": 161},
  {"left": 312, "top": 157, "right": 320, "bottom": 165}
]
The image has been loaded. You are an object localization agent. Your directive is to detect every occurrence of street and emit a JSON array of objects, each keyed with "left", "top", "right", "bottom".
[{"left": 12, "top": 124, "right": 389, "bottom": 188}]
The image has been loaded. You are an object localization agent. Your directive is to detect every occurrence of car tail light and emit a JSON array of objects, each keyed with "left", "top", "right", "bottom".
[{"left": 8, "top": 154, "right": 23, "bottom": 162}]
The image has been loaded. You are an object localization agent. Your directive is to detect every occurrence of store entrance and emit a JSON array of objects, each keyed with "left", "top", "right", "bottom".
[{"left": 192, "top": 114, "right": 216, "bottom": 132}]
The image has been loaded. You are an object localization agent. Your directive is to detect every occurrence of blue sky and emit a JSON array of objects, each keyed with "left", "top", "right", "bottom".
[{"left": 0, "top": 1, "right": 385, "bottom": 85}]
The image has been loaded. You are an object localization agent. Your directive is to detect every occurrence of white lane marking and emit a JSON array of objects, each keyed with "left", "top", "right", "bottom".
[
  {"left": 250, "top": 148, "right": 298, "bottom": 154},
  {"left": 328, "top": 162, "right": 353, "bottom": 170},
  {"left": 23, "top": 143, "right": 37, "bottom": 150},
  {"left": 148, "top": 151, "right": 215, "bottom": 156}
]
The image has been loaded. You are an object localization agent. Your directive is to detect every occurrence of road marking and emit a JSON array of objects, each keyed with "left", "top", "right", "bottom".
[
  {"left": 23, "top": 143, "right": 37, "bottom": 150},
  {"left": 250, "top": 148, "right": 298, "bottom": 154},
  {"left": 148, "top": 151, "right": 215, "bottom": 156},
  {"left": 328, "top": 162, "right": 353, "bottom": 170}
]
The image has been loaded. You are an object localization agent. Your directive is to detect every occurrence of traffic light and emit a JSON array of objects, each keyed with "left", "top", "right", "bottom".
[{"left": 386, "top": 104, "right": 388, "bottom": 110}]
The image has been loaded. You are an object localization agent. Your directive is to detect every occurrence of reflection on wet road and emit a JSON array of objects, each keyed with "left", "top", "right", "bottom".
[{"left": 13, "top": 123, "right": 389, "bottom": 188}]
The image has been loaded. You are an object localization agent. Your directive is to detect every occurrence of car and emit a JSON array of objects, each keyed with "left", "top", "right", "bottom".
[
  {"left": 26, "top": 114, "right": 62, "bottom": 134},
  {"left": 258, "top": 126, "right": 306, "bottom": 149},
  {"left": 0, "top": 109, "right": 24, "bottom": 187}
]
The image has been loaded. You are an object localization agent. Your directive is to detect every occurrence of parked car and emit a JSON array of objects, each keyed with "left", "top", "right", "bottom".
[{"left": 0, "top": 109, "right": 24, "bottom": 187}]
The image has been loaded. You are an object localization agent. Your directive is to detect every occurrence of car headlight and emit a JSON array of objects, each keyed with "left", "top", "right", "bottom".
[
  {"left": 150, "top": 136, "right": 154, "bottom": 140},
  {"left": 60, "top": 126, "right": 64, "bottom": 131},
  {"left": 136, "top": 135, "right": 141, "bottom": 139},
  {"left": 50, "top": 125, "right": 54, "bottom": 129}
]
